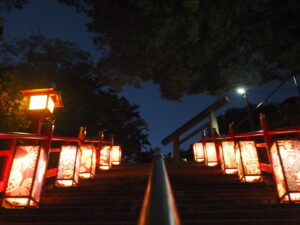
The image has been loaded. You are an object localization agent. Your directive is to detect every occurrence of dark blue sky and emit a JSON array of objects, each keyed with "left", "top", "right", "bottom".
[{"left": 3, "top": 0, "right": 299, "bottom": 154}]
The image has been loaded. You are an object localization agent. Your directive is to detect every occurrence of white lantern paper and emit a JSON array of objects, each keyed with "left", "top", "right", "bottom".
[
  {"left": 99, "top": 146, "right": 112, "bottom": 170},
  {"left": 79, "top": 145, "right": 96, "bottom": 179},
  {"left": 205, "top": 142, "right": 218, "bottom": 166},
  {"left": 111, "top": 146, "right": 122, "bottom": 165},
  {"left": 270, "top": 140, "right": 300, "bottom": 202},
  {"left": 193, "top": 143, "right": 205, "bottom": 162},
  {"left": 235, "top": 141, "right": 262, "bottom": 182},
  {"left": 2, "top": 145, "right": 47, "bottom": 208},
  {"left": 220, "top": 141, "right": 237, "bottom": 174},
  {"left": 56, "top": 145, "right": 81, "bottom": 187}
]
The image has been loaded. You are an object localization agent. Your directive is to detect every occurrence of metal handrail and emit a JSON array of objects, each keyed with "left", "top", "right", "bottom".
[{"left": 138, "top": 152, "right": 181, "bottom": 225}]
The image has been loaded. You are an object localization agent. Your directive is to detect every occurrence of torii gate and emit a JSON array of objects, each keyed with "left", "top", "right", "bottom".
[{"left": 161, "top": 96, "right": 230, "bottom": 161}]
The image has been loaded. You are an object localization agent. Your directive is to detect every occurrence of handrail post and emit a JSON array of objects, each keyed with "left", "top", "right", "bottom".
[
  {"left": 260, "top": 114, "right": 273, "bottom": 164},
  {"left": 138, "top": 152, "right": 181, "bottom": 225}
]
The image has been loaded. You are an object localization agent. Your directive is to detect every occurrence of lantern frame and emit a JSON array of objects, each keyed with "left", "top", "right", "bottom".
[
  {"left": 55, "top": 145, "right": 81, "bottom": 187},
  {"left": 111, "top": 145, "right": 122, "bottom": 166},
  {"left": 204, "top": 142, "right": 218, "bottom": 166},
  {"left": 2, "top": 145, "right": 47, "bottom": 208},
  {"left": 270, "top": 139, "right": 300, "bottom": 203},
  {"left": 99, "top": 146, "right": 112, "bottom": 170},
  {"left": 79, "top": 145, "right": 97, "bottom": 179},
  {"left": 193, "top": 143, "right": 205, "bottom": 163},
  {"left": 235, "top": 140, "right": 262, "bottom": 182},
  {"left": 20, "top": 88, "right": 63, "bottom": 118},
  {"left": 220, "top": 141, "right": 238, "bottom": 174}
]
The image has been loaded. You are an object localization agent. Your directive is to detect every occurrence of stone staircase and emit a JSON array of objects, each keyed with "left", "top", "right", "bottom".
[
  {"left": 0, "top": 163, "right": 150, "bottom": 225},
  {"left": 167, "top": 162, "right": 300, "bottom": 225}
]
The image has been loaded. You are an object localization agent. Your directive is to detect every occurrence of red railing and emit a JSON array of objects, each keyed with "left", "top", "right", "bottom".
[
  {"left": 0, "top": 128, "right": 112, "bottom": 193},
  {"left": 201, "top": 114, "right": 300, "bottom": 174}
]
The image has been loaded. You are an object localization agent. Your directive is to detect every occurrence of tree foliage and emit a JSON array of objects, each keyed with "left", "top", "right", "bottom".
[
  {"left": 0, "top": 35, "right": 150, "bottom": 155},
  {"left": 59, "top": 0, "right": 300, "bottom": 100}
]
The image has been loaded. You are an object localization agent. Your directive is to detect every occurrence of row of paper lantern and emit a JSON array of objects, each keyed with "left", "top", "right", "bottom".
[
  {"left": 193, "top": 139, "right": 300, "bottom": 203},
  {"left": 2, "top": 145, "right": 122, "bottom": 208}
]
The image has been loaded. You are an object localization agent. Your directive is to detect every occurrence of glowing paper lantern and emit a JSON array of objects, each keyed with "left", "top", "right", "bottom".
[
  {"left": 20, "top": 88, "right": 63, "bottom": 118},
  {"left": 111, "top": 146, "right": 122, "bottom": 165},
  {"left": 270, "top": 140, "right": 300, "bottom": 202},
  {"left": 99, "top": 146, "right": 112, "bottom": 170},
  {"left": 79, "top": 145, "right": 96, "bottom": 179},
  {"left": 2, "top": 145, "right": 47, "bottom": 208},
  {"left": 220, "top": 141, "right": 238, "bottom": 174},
  {"left": 193, "top": 143, "right": 205, "bottom": 162},
  {"left": 205, "top": 142, "right": 218, "bottom": 166},
  {"left": 235, "top": 141, "right": 262, "bottom": 182},
  {"left": 56, "top": 145, "right": 81, "bottom": 187}
]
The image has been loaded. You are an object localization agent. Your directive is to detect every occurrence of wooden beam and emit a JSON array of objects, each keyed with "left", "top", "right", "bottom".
[
  {"left": 179, "top": 122, "right": 209, "bottom": 145},
  {"left": 161, "top": 96, "right": 230, "bottom": 146}
]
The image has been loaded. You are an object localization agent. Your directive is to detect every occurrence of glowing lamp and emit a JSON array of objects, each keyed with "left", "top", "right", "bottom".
[
  {"left": 99, "top": 146, "right": 112, "bottom": 170},
  {"left": 56, "top": 145, "right": 81, "bottom": 187},
  {"left": 79, "top": 145, "right": 96, "bottom": 179},
  {"left": 193, "top": 143, "right": 205, "bottom": 162},
  {"left": 204, "top": 142, "right": 218, "bottom": 166},
  {"left": 235, "top": 141, "right": 262, "bottom": 182},
  {"left": 220, "top": 141, "right": 238, "bottom": 174},
  {"left": 270, "top": 140, "right": 300, "bottom": 202},
  {"left": 20, "top": 88, "right": 63, "bottom": 118},
  {"left": 2, "top": 145, "right": 47, "bottom": 208},
  {"left": 111, "top": 146, "right": 122, "bottom": 165}
]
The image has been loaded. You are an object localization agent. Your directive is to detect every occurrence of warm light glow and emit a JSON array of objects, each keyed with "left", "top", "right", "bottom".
[
  {"left": 3, "top": 146, "right": 46, "bottom": 208},
  {"left": 29, "top": 95, "right": 47, "bottom": 110},
  {"left": 79, "top": 145, "right": 96, "bottom": 179},
  {"left": 236, "top": 87, "right": 246, "bottom": 95},
  {"left": 47, "top": 96, "right": 55, "bottom": 113},
  {"left": 236, "top": 141, "right": 262, "bottom": 183},
  {"left": 220, "top": 141, "right": 237, "bottom": 174},
  {"left": 99, "top": 146, "right": 112, "bottom": 170},
  {"left": 193, "top": 143, "right": 205, "bottom": 163},
  {"left": 99, "top": 165, "right": 110, "bottom": 170},
  {"left": 205, "top": 142, "right": 218, "bottom": 166},
  {"left": 111, "top": 146, "right": 122, "bottom": 166},
  {"left": 56, "top": 145, "right": 81, "bottom": 187},
  {"left": 271, "top": 140, "right": 300, "bottom": 202}
]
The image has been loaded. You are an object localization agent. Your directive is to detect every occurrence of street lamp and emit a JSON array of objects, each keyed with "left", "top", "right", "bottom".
[{"left": 236, "top": 87, "right": 254, "bottom": 130}]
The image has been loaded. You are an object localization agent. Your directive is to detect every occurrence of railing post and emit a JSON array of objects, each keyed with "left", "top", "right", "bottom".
[
  {"left": 229, "top": 123, "right": 235, "bottom": 141},
  {"left": 0, "top": 139, "right": 17, "bottom": 192},
  {"left": 78, "top": 126, "right": 86, "bottom": 146},
  {"left": 96, "top": 131, "right": 104, "bottom": 169},
  {"left": 260, "top": 114, "right": 273, "bottom": 164}
]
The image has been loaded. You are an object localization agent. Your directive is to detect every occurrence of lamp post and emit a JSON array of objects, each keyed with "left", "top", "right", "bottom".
[{"left": 236, "top": 87, "right": 254, "bottom": 130}]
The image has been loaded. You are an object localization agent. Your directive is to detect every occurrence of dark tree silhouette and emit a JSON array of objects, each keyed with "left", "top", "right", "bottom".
[{"left": 0, "top": 35, "right": 150, "bottom": 155}]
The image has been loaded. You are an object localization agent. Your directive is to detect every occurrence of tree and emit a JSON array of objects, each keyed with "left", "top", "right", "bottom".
[
  {"left": 0, "top": 0, "right": 28, "bottom": 38},
  {"left": 0, "top": 34, "right": 150, "bottom": 155},
  {"left": 59, "top": 0, "right": 300, "bottom": 100}
]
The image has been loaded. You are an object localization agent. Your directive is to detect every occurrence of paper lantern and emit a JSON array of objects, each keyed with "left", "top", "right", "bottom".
[
  {"left": 56, "top": 145, "right": 81, "bottom": 187},
  {"left": 220, "top": 141, "right": 237, "bottom": 174},
  {"left": 235, "top": 141, "right": 262, "bottom": 182},
  {"left": 205, "top": 142, "right": 218, "bottom": 166},
  {"left": 99, "top": 146, "right": 112, "bottom": 170},
  {"left": 270, "top": 140, "right": 300, "bottom": 202},
  {"left": 2, "top": 145, "right": 47, "bottom": 208},
  {"left": 193, "top": 143, "right": 205, "bottom": 162},
  {"left": 111, "top": 146, "right": 122, "bottom": 165},
  {"left": 79, "top": 145, "right": 96, "bottom": 179}
]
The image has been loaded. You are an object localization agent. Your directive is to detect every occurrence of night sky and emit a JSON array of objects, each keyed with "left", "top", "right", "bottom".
[{"left": 3, "top": 0, "right": 299, "bottom": 154}]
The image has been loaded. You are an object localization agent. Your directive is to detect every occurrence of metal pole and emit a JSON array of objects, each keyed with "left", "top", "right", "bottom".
[
  {"left": 244, "top": 91, "right": 254, "bottom": 130},
  {"left": 138, "top": 152, "right": 181, "bottom": 225},
  {"left": 292, "top": 75, "right": 300, "bottom": 96}
]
